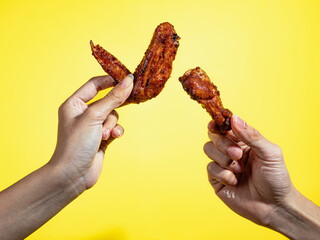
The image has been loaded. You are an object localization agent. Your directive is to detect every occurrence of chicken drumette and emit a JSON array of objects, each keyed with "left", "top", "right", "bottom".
[
  {"left": 90, "top": 22, "right": 180, "bottom": 104},
  {"left": 179, "top": 67, "right": 232, "bottom": 134}
]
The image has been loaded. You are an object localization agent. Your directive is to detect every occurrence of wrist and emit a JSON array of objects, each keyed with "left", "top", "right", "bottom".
[
  {"left": 267, "top": 185, "right": 320, "bottom": 240},
  {"left": 0, "top": 161, "right": 87, "bottom": 239},
  {"left": 47, "top": 157, "right": 87, "bottom": 199}
]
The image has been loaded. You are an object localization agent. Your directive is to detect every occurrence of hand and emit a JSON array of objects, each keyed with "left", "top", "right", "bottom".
[
  {"left": 204, "top": 115, "right": 292, "bottom": 226},
  {"left": 50, "top": 74, "right": 133, "bottom": 191},
  {"left": 0, "top": 74, "right": 133, "bottom": 239}
]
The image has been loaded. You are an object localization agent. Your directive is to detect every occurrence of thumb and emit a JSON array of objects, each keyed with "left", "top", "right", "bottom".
[
  {"left": 90, "top": 74, "right": 134, "bottom": 119},
  {"left": 231, "top": 115, "right": 278, "bottom": 159}
]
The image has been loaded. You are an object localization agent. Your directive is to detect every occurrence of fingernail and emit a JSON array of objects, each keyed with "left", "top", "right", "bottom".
[
  {"left": 120, "top": 74, "right": 134, "bottom": 89},
  {"left": 234, "top": 115, "right": 246, "bottom": 129},
  {"left": 117, "top": 128, "right": 123, "bottom": 137},
  {"left": 118, "top": 130, "right": 122, "bottom": 137},
  {"left": 112, "top": 129, "right": 121, "bottom": 138},
  {"left": 103, "top": 129, "right": 110, "bottom": 140},
  {"left": 128, "top": 74, "right": 134, "bottom": 80},
  {"left": 233, "top": 177, "right": 238, "bottom": 185},
  {"left": 233, "top": 161, "right": 242, "bottom": 173}
]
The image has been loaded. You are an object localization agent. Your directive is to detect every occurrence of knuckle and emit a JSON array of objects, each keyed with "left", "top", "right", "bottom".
[
  {"left": 84, "top": 107, "right": 95, "bottom": 117},
  {"left": 85, "top": 107, "right": 102, "bottom": 119},
  {"left": 88, "top": 76, "right": 96, "bottom": 82},
  {"left": 272, "top": 144, "right": 283, "bottom": 157},
  {"left": 105, "top": 90, "right": 125, "bottom": 107},
  {"left": 260, "top": 142, "right": 283, "bottom": 160},
  {"left": 248, "top": 127, "right": 262, "bottom": 142},
  {"left": 215, "top": 137, "right": 225, "bottom": 150},
  {"left": 222, "top": 158, "right": 233, "bottom": 168},
  {"left": 204, "top": 144, "right": 220, "bottom": 162},
  {"left": 58, "top": 100, "right": 69, "bottom": 116},
  {"left": 252, "top": 129, "right": 261, "bottom": 138},
  {"left": 107, "top": 89, "right": 123, "bottom": 102},
  {"left": 58, "top": 103, "right": 65, "bottom": 116}
]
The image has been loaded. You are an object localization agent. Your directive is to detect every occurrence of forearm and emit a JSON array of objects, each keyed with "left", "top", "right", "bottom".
[
  {"left": 0, "top": 162, "right": 85, "bottom": 240},
  {"left": 268, "top": 186, "right": 320, "bottom": 240}
]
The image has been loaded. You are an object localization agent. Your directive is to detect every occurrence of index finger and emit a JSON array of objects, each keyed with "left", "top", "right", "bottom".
[
  {"left": 208, "top": 121, "right": 243, "bottom": 161},
  {"left": 208, "top": 120, "right": 241, "bottom": 143},
  {"left": 70, "top": 75, "right": 115, "bottom": 103}
]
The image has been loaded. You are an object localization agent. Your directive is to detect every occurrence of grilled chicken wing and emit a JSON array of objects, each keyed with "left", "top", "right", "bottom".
[
  {"left": 90, "top": 22, "right": 180, "bottom": 104},
  {"left": 179, "top": 67, "right": 232, "bottom": 133},
  {"left": 90, "top": 41, "right": 130, "bottom": 83}
]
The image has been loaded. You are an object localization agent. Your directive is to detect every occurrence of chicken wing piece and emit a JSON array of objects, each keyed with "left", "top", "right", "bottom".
[
  {"left": 90, "top": 40, "right": 131, "bottom": 83},
  {"left": 128, "top": 22, "right": 180, "bottom": 103},
  {"left": 179, "top": 67, "right": 232, "bottom": 134},
  {"left": 90, "top": 22, "right": 180, "bottom": 104}
]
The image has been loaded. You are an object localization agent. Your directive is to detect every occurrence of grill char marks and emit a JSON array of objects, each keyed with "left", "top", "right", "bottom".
[
  {"left": 90, "top": 40, "right": 130, "bottom": 83},
  {"left": 90, "top": 22, "right": 180, "bottom": 104},
  {"left": 129, "top": 22, "right": 180, "bottom": 103}
]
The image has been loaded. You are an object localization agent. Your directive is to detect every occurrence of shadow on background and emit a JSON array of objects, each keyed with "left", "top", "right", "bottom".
[{"left": 83, "top": 228, "right": 127, "bottom": 240}]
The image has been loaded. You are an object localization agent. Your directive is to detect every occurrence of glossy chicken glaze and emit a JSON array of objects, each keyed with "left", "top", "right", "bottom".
[
  {"left": 90, "top": 22, "right": 180, "bottom": 104},
  {"left": 179, "top": 67, "right": 232, "bottom": 133}
]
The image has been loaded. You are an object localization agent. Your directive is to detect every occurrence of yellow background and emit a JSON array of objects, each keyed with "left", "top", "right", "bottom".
[{"left": 0, "top": 0, "right": 320, "bottom": 239}]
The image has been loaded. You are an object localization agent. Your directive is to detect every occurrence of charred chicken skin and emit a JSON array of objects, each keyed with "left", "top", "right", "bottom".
[
  {"left": 90, "top": 22, "right": 180, "bottom": 104},
  {"left": 179, "top": 67, "right": 232, "bottom": 134},
  {"left": 90, "top": 41, "right": 131, "bottom": 83}
]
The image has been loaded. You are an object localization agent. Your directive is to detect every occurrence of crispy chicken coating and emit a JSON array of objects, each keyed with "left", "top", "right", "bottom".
[
  {"left": 179, "top": 67, "right": 232, "bottom": 133},
  {"left": 129, "top": 22, "right": 180, "bottom": 103},
  {"left": 90, "top": 41, "right": 130, "bottom": 83},
  {"left": 90, "top": 22, "right": 180, "bottom": 104}
]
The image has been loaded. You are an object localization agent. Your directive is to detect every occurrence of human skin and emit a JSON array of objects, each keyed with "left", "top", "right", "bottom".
[
  {"left": 204, "top": 115, "right": 320, "bottom": 239},
  {"left": 0, "top": 74, "right": 133, "bottom": 240}
]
